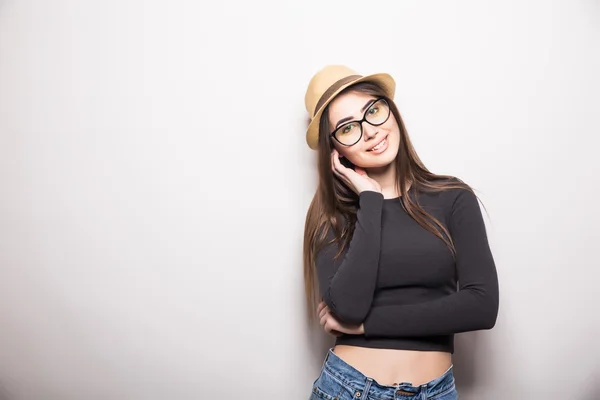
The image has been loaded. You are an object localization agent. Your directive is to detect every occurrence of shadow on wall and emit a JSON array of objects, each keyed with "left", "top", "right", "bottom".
[
  {"left": 0, "top": 381, "right": 12, "bottom": 400},
  {"left": 579, "top": 367, "right": 600, "bottom": 400},
  {"left": 306, "top": 320, "right": 336, "bottom": 374},
  {"left": 451, "top": 330, "right": 510, "bottom": 399},
  {"left": 452, "top": 331, "right": 483, "bottom": 390},
  {"left": 301, "top": 298, "right": 337, "bottom": 380},
  {"left": 453, "top": 330, "right": 507, "bottom": 397},
  {"left": 451, "top": 331, "right": 600, "bottom": 399}
]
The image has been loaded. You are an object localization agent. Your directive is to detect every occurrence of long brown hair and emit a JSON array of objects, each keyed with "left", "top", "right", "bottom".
[{"left": 302, "top": 81, "right": 486, "bottom": 321}]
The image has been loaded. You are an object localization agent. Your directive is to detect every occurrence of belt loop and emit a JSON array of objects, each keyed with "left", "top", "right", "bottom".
[
  {"left": 420, "top": 383, "right": 428, "bottom": 400},
  {"left": 361, "top": 377, "right": 373, "bottom": 399}
]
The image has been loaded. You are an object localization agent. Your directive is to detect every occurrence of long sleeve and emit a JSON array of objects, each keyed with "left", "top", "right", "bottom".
[
  {"left": 315, "top": 190, "right": 384, "bottom": 324},
  {"left": 362, "top": 187, "right": 499, "bottom": 337}
]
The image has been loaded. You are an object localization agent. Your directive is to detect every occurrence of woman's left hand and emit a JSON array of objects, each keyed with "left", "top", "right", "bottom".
[{"left": 317, "top": 301, "right": 365, "bottom": 336}]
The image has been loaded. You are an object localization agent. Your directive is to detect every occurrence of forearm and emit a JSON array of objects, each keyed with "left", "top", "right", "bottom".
[
  {"left": 316, "top": 190, "right": 384, "bottom": 324},
  {"left": 363, "top": 283, "right": 499, "bottom": 337}
]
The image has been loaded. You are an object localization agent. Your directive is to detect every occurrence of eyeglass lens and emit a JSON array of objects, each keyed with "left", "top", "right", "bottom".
[{"left": 333, "top": 99, "right": 390, "bottom": 146}]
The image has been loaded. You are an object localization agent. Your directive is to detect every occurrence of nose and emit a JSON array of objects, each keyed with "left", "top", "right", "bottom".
[{"left": 362, "top": 121, "right": 378, "bottom": 140}]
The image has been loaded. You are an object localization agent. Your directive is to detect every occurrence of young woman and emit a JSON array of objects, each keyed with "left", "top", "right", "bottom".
[{"left": 302, "top": 65, "right": 499, "bottom": 400}]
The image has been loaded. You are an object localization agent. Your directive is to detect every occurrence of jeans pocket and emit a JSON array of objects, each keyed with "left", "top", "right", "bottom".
[
  {"left": 429, "top": 382, "right": 458, "bottom": 400},
  {"left": 310, "top": 369, "right": 351, "bottom": 400}
]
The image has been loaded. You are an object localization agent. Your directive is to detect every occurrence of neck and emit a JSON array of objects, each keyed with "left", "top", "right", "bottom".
[{"left": 366, "top": 163, "right": 401, "bottom": 199}]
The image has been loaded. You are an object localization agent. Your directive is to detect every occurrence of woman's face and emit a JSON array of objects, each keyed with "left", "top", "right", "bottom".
[{"left": 327, "top": 91, "right": 400, "bottom": 169}]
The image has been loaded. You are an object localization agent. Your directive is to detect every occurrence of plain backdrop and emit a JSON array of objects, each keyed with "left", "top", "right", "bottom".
[{"left": 1, "top": 0, "right": 599, "bottom": 399}]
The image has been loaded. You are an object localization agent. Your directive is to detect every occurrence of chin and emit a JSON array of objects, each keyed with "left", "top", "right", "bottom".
[{"left": 365, "top": 156, "right": 397, "bottom": 169}]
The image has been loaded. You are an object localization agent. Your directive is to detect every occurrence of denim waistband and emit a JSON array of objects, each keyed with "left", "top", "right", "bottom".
[{"left": 321, "top": 348, "right": 455, "bottom": 400}]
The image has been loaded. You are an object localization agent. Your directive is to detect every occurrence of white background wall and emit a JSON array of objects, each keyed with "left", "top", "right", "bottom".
[{"left": 1, "top": 0, "right": 599, "bottom": 399}]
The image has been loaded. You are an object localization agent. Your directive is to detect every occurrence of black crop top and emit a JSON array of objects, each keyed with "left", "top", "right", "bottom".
[{"left": 315, "top": 179, "right": 499, "bottom": 353}]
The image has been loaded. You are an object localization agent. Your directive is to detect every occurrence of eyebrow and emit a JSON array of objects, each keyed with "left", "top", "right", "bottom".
[{"left": 334, "top": 99, "right": 377, "bottom": 129}]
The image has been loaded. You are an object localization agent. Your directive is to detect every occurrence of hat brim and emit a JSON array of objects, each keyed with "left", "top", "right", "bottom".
[{"left": 305, "top": 73, "right": 396, "bottom": 150}]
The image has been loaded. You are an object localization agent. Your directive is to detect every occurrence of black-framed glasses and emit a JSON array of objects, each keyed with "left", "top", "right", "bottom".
[{"left": 329, "top": 97, "right": 391, "bottom": 147}]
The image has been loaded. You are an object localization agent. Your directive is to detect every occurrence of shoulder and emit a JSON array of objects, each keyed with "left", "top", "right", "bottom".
[
  {"left": 417, "top": 176, "right": 473, "bottom": 201},
  {"left": 442, "top": 178, "right": 487, "bottom": 232},
  {"left": 426, "top": 176, "right": 479, "bottom": 215},
  {"left": 448, "top": 177, "right": 479, "bottom": 208}
]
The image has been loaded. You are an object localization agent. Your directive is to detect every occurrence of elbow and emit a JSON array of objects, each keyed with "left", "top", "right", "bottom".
[
  {"left": 479, "top": 297, "right": 499, "bottom": 330},
  {"left": 469, "top": 281, "right": 498, "bottom": 330},
  {"left": 481, "top": 310, "right": 497, "bottom": 330}
]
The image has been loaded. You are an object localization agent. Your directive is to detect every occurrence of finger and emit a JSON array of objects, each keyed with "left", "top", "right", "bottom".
[
  {"left": 320, "top": 312, "right": 328, "bottom": 327},
  {"left": 325, "top": 325, "right": 340, "bottom": 337},
  {"left": 319, "top": 308, "right": 333, "bottom": 326},
  {"left": 325, "top": 320, "right": 341, "bottom": 336},
  {"left": 330, "top": 151, "right": 355, "bottom": 183},
  {"left": 331, "top": 151, "right": 340, "bottom": 174},
  {"left": 319, "top": 309, "right": 330, "bottom": 326},
  {"left": 327, "top": 317, "right": 340, "bottom": 333},
  {"left": 319, "top": 306, "right": 329, "bottom": 320},
  {"left": 332, "top": 156, "right": 362, "bottom": 190},
  {"left": 332, "top": 168, "right": 347, "bottom": 183},
  {"left": 317, "top": 301, "right": 326, "bottom": 315},
  {"left": 331, "top": 151, "right": 349, "bottom": 176},
  {"left": 330, "top": 156, "right": 356, "bottom": 191},
  {"left": 331, "top": 164, "right": 349, "bottom": 185},
  {"left": 324, "top": 321, "right": 333, "bottom": 334},
  {"left": 331, "top": 149, "right": 340, "bottom": 164}
]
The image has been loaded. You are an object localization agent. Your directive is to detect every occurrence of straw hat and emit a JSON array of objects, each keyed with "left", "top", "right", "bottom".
[{"left": 304, "top": 65, "right": 396, "bottom": 150}]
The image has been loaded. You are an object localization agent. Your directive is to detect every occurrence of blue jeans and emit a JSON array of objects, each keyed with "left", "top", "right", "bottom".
[{"left": 310, "top": 348, "right": 458, "bottom": 400}]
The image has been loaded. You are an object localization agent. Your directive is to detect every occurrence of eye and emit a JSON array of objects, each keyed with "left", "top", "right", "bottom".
[
  {"left": 342, "top": 123, "right": 355, "bottom": 134},
  {"left": 368, "top": 106, "right": 379, "bottom": 115}
]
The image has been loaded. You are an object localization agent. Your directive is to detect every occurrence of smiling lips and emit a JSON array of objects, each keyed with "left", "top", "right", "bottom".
[{"left": 367, "top": 134, "right": 389, "bottom": 154}]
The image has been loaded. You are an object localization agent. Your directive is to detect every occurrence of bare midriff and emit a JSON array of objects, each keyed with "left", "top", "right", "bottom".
[{"left": 332, "top": 345, "right": 452, "bottom": 386}]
